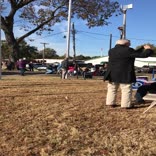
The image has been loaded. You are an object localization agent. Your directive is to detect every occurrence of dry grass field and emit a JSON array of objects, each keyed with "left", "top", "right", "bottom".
[{"left": 0, "top": 74, "right": 156, "bottom": 156}]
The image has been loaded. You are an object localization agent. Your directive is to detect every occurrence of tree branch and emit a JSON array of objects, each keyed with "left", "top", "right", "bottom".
[{"left": 17, "top": 14, "right": 54, "bottom": 43}]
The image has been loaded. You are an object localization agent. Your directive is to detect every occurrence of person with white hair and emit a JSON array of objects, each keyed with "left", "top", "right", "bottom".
[{"left": 104, "top": 39, "right": 154, "bottom": 109}]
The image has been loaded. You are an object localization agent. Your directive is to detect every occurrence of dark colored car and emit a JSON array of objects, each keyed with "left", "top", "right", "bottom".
[{"left": 141, "top": 65, "right": 156, "bottom": 73}]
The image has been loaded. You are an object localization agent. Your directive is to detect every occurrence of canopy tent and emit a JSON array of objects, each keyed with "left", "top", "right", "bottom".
[{"left": 85, "top": 56, "right": 156, "bottom": 67}]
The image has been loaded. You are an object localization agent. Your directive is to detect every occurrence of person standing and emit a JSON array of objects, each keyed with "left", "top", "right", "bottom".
[
  {"left": 73, "top": 60, "right": 79, "bottom": 79},
  {"left": 61, "top": 58, "right": 69, "bottom": 79},
  {"left": 29, "top": 61, "right": 34, "bottom": 71},
  {"left": 17, "top": 58, "right": 27, "bottom": 76},
  {"left": 104, "top": 39, "right": 153, "bottom": 109}
]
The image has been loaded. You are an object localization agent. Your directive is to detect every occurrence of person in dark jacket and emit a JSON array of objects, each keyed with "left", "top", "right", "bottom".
[
  {"left": 135, "top": 82, "right": 156, "bottom": 104},
  {"left": 104, "top": 39, "right": 153, "bottom": 109},
  {"left": 28, "top": 61, "right": 34, "bottom": 71}
]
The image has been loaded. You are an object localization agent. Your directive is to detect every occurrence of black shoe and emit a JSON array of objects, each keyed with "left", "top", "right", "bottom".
[
  {"left": 121, "top": 104, "right": 135, "bottom": 109},
  {"left": 126, "top": 106, "right": 135, "bottom": 109},
  {"left": 136, "top": 100, "right": 145, "bottom": 104},
  {"left": 106, "top": 104, "right": 118, "bottom": 108}
]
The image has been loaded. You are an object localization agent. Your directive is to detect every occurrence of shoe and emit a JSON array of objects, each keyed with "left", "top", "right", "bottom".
[
  {"left": 121, "top": 104, "right": 135, "bottom": 109},
  {"left": 106, "top": 104, "right": 117, "bottom": 108},
  {"left": 136, "top": 100, "right": 145, "bottom": 105}
]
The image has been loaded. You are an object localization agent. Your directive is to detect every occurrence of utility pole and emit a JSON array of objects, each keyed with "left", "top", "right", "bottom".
[
  {"left": 118, "top": 26, "right": 123, "bottom": 39},
  {"left": 66, "top": 0, "right": 72, "bottom": 58},
  {"left": 109, "top": 34, "right": 112, "bottom": 50},
  {"left": 121, "top": 4, "right": 133, "bottom": 39},
  {"left": 40, "top": 42, "right": 49, "bottom": 63},
  {"left": 72, "top": 22, "right": 76, "bottom": 59}
]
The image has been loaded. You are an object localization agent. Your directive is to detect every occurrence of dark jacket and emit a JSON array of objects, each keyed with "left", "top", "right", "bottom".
[
  {"left": 149, "top": 82, "right": 156, "bottom": 94},
  {"left": 18, "top": 60, "right": 27, "bottom": 69},
  {"left": 104, "top": 45, "right": 153, "bottom": 83},
  {"left": 61, "top": 59, "right": 68, "bottom": 70}
]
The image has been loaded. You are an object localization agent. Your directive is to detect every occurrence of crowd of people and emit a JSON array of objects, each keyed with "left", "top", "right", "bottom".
[{"left": 60, "top": 58, "right": 108, "bottom": 79}]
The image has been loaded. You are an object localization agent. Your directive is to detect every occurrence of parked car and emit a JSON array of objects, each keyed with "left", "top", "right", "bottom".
[
  {"left": 33, "top": 63, "right": 47, "bottom": 71},
  {"left": 141, "top": 65, "right": 156, "bottom": 73},
  {"left": 135, "top": 66, "right": 142, "bottom": 73}
]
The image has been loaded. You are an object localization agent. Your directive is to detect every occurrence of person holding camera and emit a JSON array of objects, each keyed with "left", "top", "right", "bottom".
[{"left": 104, "top": 39, "right": 154, "bottom": 109}]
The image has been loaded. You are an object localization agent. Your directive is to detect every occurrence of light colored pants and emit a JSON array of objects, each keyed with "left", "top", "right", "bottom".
[
  {"left": 61, "top": 69, "right": 68, "bottom": 79},
  {"left": 106, "top": 82, "right": 132, "bottom": 108}
]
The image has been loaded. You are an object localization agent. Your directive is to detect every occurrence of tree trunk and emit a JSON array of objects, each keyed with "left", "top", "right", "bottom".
[{"left": 5, "top": 32, "right": 19, "bottom": 62}]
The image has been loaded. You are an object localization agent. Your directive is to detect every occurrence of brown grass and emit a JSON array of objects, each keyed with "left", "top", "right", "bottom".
[{"left": 0, "top": 74, "right": 156, "bottom": 156}]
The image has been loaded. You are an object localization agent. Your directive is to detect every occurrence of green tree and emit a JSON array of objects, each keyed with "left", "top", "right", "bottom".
[
  {"left": 1, "top": 0, "right": 120, "bottom": 61},
  {"left": 75, "top": 55, "right": 91, "bottom": 60},
  {"left": 38, "top": 48, "right": 59, "bottom": 59},
  {"left": 2, "top": 40, "right": 38, "bottom": 60},
  {"left": 1, "top": 41, "right": 11, "bottom": 59},
  {"left": 18, "top": 40, "right": 38, "bottom": 60}
]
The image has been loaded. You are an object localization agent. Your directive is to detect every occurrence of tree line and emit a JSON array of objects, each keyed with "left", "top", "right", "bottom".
[
  {"left": 2, "top": 39, "right": 156, "bottom": 62},
  {"left": 1, "top": 40, "right": 95, "bottom": 61}
]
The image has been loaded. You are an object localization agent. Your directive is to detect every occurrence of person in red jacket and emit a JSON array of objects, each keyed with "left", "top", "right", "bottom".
[{"left": 104, "top": 39, "right": 153, "bottom": 109}]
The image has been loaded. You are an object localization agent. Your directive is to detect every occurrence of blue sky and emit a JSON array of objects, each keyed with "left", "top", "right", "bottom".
[{"left": 2, "top": 0, "right": 156, "bottom": 57}]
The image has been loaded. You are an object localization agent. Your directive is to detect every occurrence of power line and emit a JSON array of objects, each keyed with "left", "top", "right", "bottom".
[
  {"left": 127, "top": 37, "right": 156, "bottom": 42},
  {"left": 76, "top": 30, "right": 156, "bottom": 42},
  {"left": 25, "top": 28, "right": 156, "bottom": 45},
  {"left": 77, "top": 30, "right": 110, "bottom": 37},
  {"left": 32, "top": 31, "right": 67, "bottom": 40}
]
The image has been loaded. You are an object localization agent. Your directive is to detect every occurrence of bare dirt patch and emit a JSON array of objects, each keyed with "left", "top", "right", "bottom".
[{"left": 0, "top": 75, "right": 156, "bottom": 156}]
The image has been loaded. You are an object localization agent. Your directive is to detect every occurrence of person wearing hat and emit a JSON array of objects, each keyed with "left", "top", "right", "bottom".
[{"left": 104, "top": 39, "right": 154, "bottom": 109}]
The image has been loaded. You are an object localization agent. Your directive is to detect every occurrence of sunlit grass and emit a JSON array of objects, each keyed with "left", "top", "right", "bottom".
[{"left": 0, "top": 75, "right": 156, "bottom": 156}]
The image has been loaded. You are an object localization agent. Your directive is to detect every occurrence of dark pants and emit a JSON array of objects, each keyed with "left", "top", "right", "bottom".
[
  {"left": 19, "top": 68, "right": 25, "bottom": 76},
  {"left": 135, "top": 83, "right": 156, "bottom": 102}
]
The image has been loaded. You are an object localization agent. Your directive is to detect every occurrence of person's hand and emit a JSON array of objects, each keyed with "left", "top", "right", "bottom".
[{"left": 144, "top": 45, "right": 152, "bottom": 49}]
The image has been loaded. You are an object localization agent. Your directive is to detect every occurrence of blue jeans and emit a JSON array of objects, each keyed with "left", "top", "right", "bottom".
[{"left": 19, "top": 68, "right": 25, "bottom": 76}]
